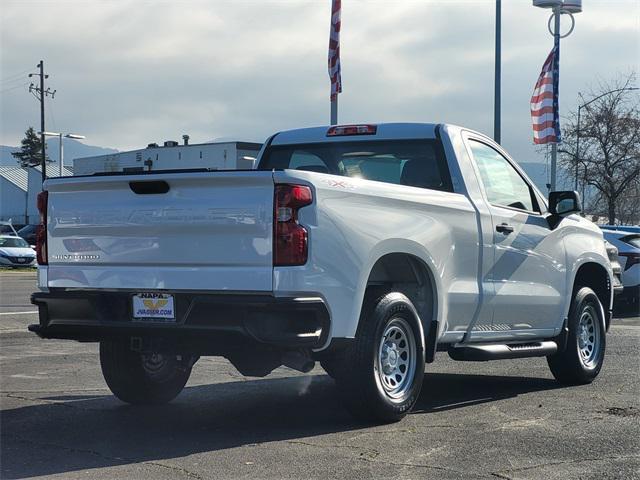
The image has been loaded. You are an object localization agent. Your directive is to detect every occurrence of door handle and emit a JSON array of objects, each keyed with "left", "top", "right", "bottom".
[{"left": 496, "top": 223, "right": 514, "bottom": 234}]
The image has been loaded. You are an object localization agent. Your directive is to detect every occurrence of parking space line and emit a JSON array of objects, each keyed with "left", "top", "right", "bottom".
[{"left": 0, "top": 311, "right": 38, "bottom": 315}]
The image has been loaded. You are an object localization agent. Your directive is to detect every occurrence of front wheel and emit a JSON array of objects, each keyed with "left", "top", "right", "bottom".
[
  {"left": 547, "top": 286, "right": 606, "bottom": 385},
  {"left": 100, "top": 340, "right": 193, "bottom": 405},
  {"left": 335, "top": 292, "right": 425, "bottom": 423}
]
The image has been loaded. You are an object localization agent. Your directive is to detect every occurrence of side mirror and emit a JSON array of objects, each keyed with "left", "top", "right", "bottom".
[{"left": 549, "top": 191, "right": 581, "bottom": 216}]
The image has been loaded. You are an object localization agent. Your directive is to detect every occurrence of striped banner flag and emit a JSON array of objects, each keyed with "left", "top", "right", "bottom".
[
  {"left": 531, "top": 47, "right": 561, "bottom": 144},
  {"left": 328, "top": 0, "right": 342, "bottom": 101}
]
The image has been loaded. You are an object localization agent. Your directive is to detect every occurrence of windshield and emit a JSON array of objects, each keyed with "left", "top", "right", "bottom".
[
  {"left": 260, "top": 140, "right": 452, "bottom": 192},
  {"left": 0, "top": 237, "right": 30, "bottom": 248}
]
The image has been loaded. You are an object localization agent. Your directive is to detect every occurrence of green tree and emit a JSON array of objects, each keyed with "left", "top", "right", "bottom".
[{"left": 11, "top": 126, "right": 50, "bottom": 167}]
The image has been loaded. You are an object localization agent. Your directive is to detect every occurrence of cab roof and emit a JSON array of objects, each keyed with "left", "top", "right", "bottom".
[{"left": 271, "top": 123, "right": 440, "bottom": 146}]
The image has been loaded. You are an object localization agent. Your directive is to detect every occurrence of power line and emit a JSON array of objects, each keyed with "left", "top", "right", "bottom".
[
  {"left": 0, "top": 76, "right": 29, "bottom": 87},
  {"left": 0, "top": 81, "right": 29, "bottom": 94},
  {"left": 0, "top": 67, "right": 33, "bottom": 83}
]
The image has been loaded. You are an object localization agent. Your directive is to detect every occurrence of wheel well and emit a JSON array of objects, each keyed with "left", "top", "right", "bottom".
[
  {"left": 365, "top": 253, "right": 437, "bottom": 358},
  {"left": 573, "top": 262, "right": 611, "bottom": 326}
]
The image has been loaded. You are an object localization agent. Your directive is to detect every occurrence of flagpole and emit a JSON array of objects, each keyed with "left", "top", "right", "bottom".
[
  {"left": 532, "top": 1, "right": 579, "bottom": 191},
  {"left": 551, "top": 144, "right": 557, "bottom": 191},
  {"left": 550, "top": 4, "right": 561, "bottom": 191},
  {"left": 328, "top": 0, "right": 341, "bottom": 126},
  {"left": 331, "top": 97, "right": 338, "bottom": 125}
]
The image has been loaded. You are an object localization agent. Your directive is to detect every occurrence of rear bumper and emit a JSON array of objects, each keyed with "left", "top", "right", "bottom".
[{"left": 30, "top": 290, "right": 330, "bottom": 350}]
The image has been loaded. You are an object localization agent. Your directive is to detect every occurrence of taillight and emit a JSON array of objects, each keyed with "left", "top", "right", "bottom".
[
  {"left": 274, "top": 184, "right": 312, "bottom": 266},
  {"left": 326, "top": 124, "right": 377, "bottom": 136},
  {"left": 36, "top": 191, "right": 48, "bottom": 265}
]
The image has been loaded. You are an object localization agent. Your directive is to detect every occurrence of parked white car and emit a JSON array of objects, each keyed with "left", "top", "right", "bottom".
[
  {"left": 0, "top": 236, "right": 37, "bottom": 267},
  {"left": 30, "top": 123, "right": 615, "bottom": 422}
]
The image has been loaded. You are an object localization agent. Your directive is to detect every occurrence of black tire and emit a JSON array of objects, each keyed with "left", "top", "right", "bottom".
[
  {"left": 320, "top": 358, "right": 340, "bottom": 380},
  {"left": 334, "top": 292, "right": 425, "bottom": 423},
  {"left": 547, "top": 286, "right": 606, "bottom": 385},
  {"left": 100, "top": 340, "right": 193, "bottom": 405}
]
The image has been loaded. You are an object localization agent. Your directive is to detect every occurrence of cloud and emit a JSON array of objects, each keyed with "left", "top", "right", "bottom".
[{"left": 1, "top": 0, "right": 638, "bottom": 170}]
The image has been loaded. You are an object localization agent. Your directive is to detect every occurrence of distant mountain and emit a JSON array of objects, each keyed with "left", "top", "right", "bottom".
[
  {"left": 519, "top": 161, "right": 576, "bottom": 193},
  {"left": 0, "top": 146, "right": 20, "bottom": 167},
  {"left": 0, "top": 139, "right": 117, "bottom": 167},
  {"left": 519, "top": 161, "right": 549, "bottom": 192}
]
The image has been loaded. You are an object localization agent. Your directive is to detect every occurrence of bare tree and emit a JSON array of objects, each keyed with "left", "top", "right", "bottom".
[{"left": 559, "top": 74, "right": 640, "bottom": 225}]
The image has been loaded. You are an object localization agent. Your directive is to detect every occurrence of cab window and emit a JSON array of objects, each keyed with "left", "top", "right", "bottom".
[{"left": 469, "top": 141, "right": 538, "bottom": 213}]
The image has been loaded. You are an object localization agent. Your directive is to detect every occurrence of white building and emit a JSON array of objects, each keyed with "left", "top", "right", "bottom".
[
  {"left": 0, "top": 167, "right": 28, "bottom": 225},
  {"left": 73, "top": 139, "right": 262, "bottom": 176},
  {"left": 0, "top": 165, "right": 72, "bottom": 226}
]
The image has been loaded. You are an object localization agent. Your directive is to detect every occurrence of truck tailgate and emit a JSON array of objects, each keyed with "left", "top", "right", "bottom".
[{"left": 44, "top": 171, "right": 274, "bottom": 291}]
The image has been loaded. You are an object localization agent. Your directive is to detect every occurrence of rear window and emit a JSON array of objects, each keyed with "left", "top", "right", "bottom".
[{"left": 259, "top": 140, "right": 452, "bottom": 192}]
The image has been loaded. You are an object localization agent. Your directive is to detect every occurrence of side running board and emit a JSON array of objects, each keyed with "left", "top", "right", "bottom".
[{"left": 448, "top": 341, "right": 558, "bottom": 362}]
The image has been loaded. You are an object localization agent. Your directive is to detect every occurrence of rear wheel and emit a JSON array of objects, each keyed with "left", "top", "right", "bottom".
[
  {"left": 547, "top": 287, "right": 606, "bottom": 385},
  {"left": 320, "top": 358, "right": 340, "bottom": 380},
  {"left": 100, "top": 340, "right": 193, "bottom": 405},
  {"left": 335, "top": 292, "right": 425, "bottom": 423}
]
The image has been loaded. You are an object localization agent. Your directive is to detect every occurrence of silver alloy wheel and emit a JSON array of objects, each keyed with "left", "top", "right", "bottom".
[
  {"left": 376, "top": 317, "right": 417, "bottom": 400},
  {"left": 578, "top": 304, "right": 601, "bottom": 368}
]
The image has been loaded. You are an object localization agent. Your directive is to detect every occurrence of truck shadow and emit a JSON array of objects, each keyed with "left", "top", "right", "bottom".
[
  {"left": 0, "top": 371, "right": 561, "bottom": 479},
  {"left": 413, "top": 371, "right": 560, "bottom": 413}
]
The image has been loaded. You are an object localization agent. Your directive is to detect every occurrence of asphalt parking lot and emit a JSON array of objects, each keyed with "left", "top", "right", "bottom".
[{"left": 1, "top": 270, "right": 639, "bottom": 480}]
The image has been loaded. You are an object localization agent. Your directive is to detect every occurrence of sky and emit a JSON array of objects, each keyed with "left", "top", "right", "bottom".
[{"left": 0, "top": 0, "right": 638, "bottom": 166}]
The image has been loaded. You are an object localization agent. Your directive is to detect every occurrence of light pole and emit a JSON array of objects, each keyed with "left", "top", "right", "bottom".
[
  {"left": 574, "top": 87, "right": 639, "bottom": 195},
  {"left": 494, "top": 0, "right": 501, "bottom": 144},
  {"left": 38, "top": 131, "right": 85, "bottom": 176}
]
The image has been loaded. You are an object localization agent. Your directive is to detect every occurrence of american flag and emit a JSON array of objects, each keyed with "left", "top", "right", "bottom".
[
  {"left": 328, "top": 0, "right": 342, "bottom": 101},
  {"left": 530, "top": 47, "right": 561, "bottom": 144}
]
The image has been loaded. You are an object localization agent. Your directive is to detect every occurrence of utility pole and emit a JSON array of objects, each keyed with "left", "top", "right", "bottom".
[
  {"left": 28, "top": 61, "right": 55, "bottom": 186},
  {"left": 494, "top": 0, "right": 501, "bottom": 144}
]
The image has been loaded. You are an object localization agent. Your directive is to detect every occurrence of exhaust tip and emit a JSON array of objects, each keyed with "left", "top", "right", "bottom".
[{"left": 281, "top": 350, "right": 315, "bottom": 373}]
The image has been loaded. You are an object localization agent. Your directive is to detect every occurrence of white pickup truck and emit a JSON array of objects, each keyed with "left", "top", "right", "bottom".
[{"left": 30, "top": 123, "right": 620, "bottom": 422}]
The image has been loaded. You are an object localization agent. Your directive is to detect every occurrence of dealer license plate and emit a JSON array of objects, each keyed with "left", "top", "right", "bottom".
[{"left": 132, "top": 293, "right": 175, "bottom": 321}]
